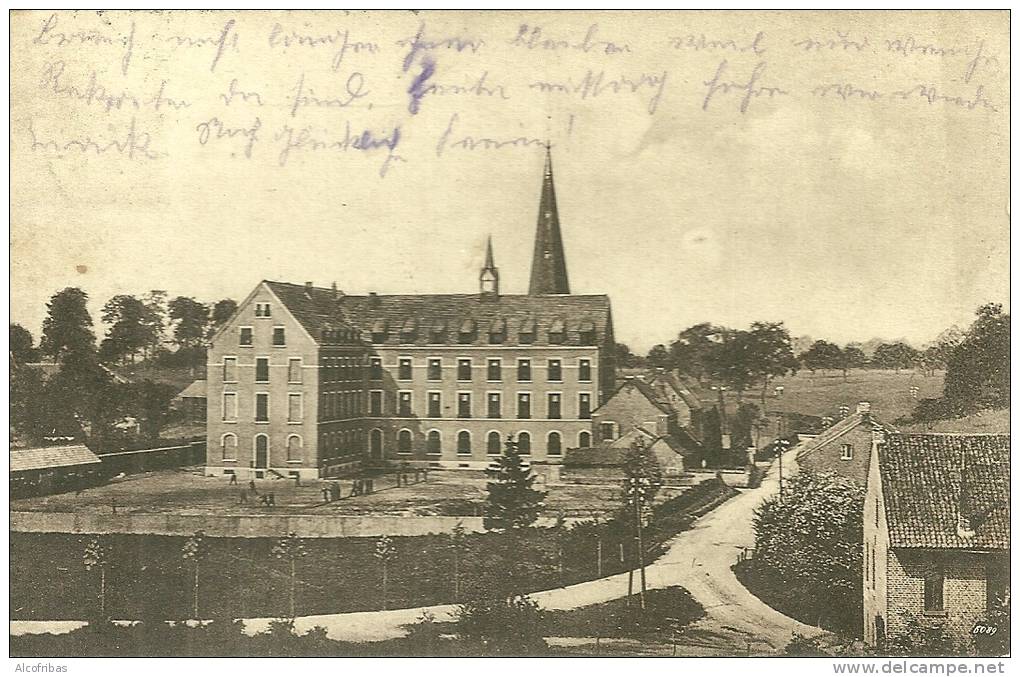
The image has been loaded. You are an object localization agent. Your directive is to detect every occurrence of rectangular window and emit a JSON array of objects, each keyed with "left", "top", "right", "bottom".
[
  {"left": 255, "top": 393, "right": 269, "bottom": 422},
  {"left": 457, "top": 358, "right": 472, "bottom": 381},
  {"left": 487, "top": 392, "right": 501, "bottom": 419},
  {"left": 487, "top": 358, "right": 502, "bottom": 381},
  {"left": 427, "top": 358, "right": 442, "bottom": 381},
  {"left": 398, "top": 357, "right": 413, "bottom": 380},
  {"left": 239, "top": 327, "right": 253, "bottom": 346},
  {"left": 579, "top": 359, "right": 592, "bottom": 382},
  {"left": 222, "top": 392, "right": 238, "bottom": 421},
  {"left": 517, "top": 359, "right": 532, "bottom": 382},
  {"left": 398, "top": 391, "right": 413, "bottom": 417},
  {"left": 288, "top": 358, "right": 302, "bottom": 383},
  {"left": 369, "top": 390, "right": 383, "bottom": 416},
  {"left": 517, "top": 393, "right": 531, "bottom": 419},
  {"left": 272, "top": 326, "right": 286, "bottom": 346},
  {"left": 255, "top": 357, "right": 269, "bottom": 383},
  {"left": 579, "top": 393, "right": 592, "bottom": 419},
  {"left": 548, "top": 359, "right": 562, "bottom": 382},
  {"left": 924, "top": 570, "right": 945, "bottom": 613},
  {"left": 548, "top": 393, "right": 562, "bottom": 419},
  {"left": 223, "top": 357, "right": 237, "bottom": 383},
  {"left": 840, "top": 444, "right": 853, "bottom": 460},
  {"left": 288, "top": 393, "right": 302, "bottom": 422},
  {"left": 458, "top": 392, "right": 472, "bottom": 418},
  {"left": 370, "top": 357, "right": 383, "bottom": 380},
  {"left": 255, "top": 302, "right": 271, "bottom": 317},
  {"left": 427, "top": 392, "right": 442, "bottom": 418},
  {"left": 601, "top": 422, "right": 616, "bottom": 440}
]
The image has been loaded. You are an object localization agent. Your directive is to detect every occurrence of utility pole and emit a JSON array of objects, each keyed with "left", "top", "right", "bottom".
[{"left": 636, "top": 481, "right": 647, "bottom": 610}]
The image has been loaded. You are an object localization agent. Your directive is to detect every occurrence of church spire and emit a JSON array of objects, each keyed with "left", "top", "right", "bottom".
[
  {"left": 480, "top": 235, "right": 499, "bottom": 298},
  {"left": 528, "top": 146, "right": 571, "bottom": 295}
]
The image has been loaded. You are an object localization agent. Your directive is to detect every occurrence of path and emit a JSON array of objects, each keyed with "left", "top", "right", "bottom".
[{"left": 12, "top": 447, "right": 818, "bottom": 654}]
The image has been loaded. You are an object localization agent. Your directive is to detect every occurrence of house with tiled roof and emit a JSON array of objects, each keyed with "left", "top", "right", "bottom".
[
  {"left": 863, "top": 432, "right": 1010, "bottom": 647},
  {"left": 796, "top": 402, "right": 895, "bottom": 484},
  {"left": 204, "top": 150, "right": 616, "bottom": 479},
  {"left": 562, "top": 425, "right": 686, "bottom": 484}
]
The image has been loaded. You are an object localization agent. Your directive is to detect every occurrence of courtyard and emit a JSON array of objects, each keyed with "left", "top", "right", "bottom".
[{"left": 10, "top": 466, "right": 679, "bottom": 519}]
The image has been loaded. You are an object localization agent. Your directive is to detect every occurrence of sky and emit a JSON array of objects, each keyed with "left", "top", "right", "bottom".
[{"left": 10, "top": 10, "right": 1009, "bottom": 353}]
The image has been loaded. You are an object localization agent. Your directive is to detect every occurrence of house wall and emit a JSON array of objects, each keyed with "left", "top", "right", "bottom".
[
  {"left": 365, "top": 346, "right": 599, "bottom": 468},
  {"left": 864, "top": 440, "right": 889, "bottom": 645},
  {"left": 800, "top": 423, "right": 873, "bottom": 484},
  {"left": 206, "top": 284, "right": 324, "bottom": 480},
  {"left": 591, "top": 382, "right": 672, "bottom": 443},
  {"left": 884, "top": 549, "right": 1005, "bottom": 645}
]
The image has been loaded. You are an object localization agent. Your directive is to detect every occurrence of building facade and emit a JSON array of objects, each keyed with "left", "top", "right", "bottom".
[
  {"left": 796, "top": 402, "right": 893, "bottom": 485},
  {"left": 205, "top": 150, "right": 616, "bottom": 478},
  {"left": 863, "top": 432, "right": 1010, "bottom": 648}
]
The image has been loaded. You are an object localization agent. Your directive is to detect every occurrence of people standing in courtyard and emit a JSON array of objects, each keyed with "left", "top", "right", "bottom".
[
  {"left": 321, "top": 486, "right": 331, "bottom": 503},
  {"left": 249, "top": 479, "right": 257, "bottom": 495},
  {"left": 239, "top": 489, "right": 248, "bottom": 505},
  {"left": 229, "top": 473, "right": 238, "bottom": 486}
]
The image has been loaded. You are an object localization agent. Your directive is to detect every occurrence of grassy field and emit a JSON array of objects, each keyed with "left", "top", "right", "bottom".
[{"left": 752, "top": 369, "right": 945, "bottom": 423}]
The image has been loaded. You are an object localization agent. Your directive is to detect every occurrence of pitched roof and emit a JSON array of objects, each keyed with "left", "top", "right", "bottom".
[
  {"left": 264, "top": 281, "right": 611, "bottom": 347},
  {"left": 796, "top": 412, "right": 893, "bottom": 461},
  {"left": 879, "top": 433, "right": 1010, "bottom": 550},
  {"left": 175, "top": 379, "right": 207, "bottom": 400},
  {"left": 10, "top": 444, "right": 101, "bottom": 473},
  {"left": 644, "top": 370, "right": 704, "bottom": 412},
  {"left": 564, "top": 446, "right": 626, "bottom": 466}
]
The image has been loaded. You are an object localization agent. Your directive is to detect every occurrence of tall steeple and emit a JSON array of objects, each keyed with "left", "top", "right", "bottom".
[
  {"left": 479, "top": 235, "right": 499, "bottom": 297},
  {"left": 528, "top": 146, "right": 571, "bottom": 295}
]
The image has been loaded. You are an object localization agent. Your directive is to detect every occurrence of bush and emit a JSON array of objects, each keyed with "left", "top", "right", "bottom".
[
  {"left": 456, "top": 594, "right": 546, "bottom": 655},
  {"left": 885, "top": 613, "right": 961, "bottom": 657}
]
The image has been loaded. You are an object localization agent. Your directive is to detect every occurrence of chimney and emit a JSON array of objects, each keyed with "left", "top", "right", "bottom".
[
  {"left": 368, "top": 292, "right": 380, "bottom": 307},
  {"left": 856, "top": 401, "right": 871, "bottom": 415},
  {"left": 331, "top": 281, "right": 338, "bottom": 299}
]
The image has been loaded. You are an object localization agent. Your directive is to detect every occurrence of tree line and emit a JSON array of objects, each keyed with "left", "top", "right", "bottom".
[{"left": 10, "top": 287, "right": 238, "bottom": 450}]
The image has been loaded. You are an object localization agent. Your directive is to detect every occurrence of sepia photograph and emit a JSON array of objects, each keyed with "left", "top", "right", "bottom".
[{"left": 7, "top": 8, "right": 1010, "bottom": 664}]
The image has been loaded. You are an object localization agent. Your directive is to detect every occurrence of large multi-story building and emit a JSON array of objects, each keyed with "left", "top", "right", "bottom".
[{"left": 205, "top": 151, "right": 615, "bottom": 479}]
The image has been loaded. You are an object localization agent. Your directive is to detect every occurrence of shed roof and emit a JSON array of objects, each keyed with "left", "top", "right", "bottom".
[{"left": 10, "top": 444, "right": 101, "bottom": 473}]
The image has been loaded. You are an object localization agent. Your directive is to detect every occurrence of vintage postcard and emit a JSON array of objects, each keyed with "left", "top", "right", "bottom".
[{"left": 8, "top": 9, "right": 1010, "bottom": 664}]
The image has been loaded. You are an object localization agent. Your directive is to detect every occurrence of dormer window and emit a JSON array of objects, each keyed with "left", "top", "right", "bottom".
[
  {"left": 458, "top": 319, "right": 476, "bottom": 344},
  {"left": 400, "top": 318, "right": 417, "bottom": 343},
  {"left": 255, "top": 302, "right": 271, "bottom": 318},
  {"left": 578, "top": 320, "right": 595, "bottom": 345},
  {"left": 519, "top": 318, "right": 536, "bottom": 344},
  {"left": 488, "top": 318, "right": 506, "bottom": 344},
  {"left": 429, "top": 320, "right": 446, "bottom": 344},
  {"left": 371, "top": 319, "right": 388, "bottom": 344},
  {"left": 549, "top": 318, "right": 566, "bottom": 344}
]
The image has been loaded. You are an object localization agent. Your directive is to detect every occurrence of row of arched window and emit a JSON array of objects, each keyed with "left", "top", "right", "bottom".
[
  {"left": 377, "top": 429, "right": 593, "bottom": 457},
  {"left": 217, "top": 433, "right": 303, "bottom": 463}
]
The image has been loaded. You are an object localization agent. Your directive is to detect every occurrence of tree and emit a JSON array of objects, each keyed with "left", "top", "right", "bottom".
[
  {"left": 483, "top": 435, "right": 546, "bottom": 531},
  {"left": 181, "top": 531, "right": 208, "bottom": 620},
  {"left": 646, "top": 344, "right": 674, "bottom": 369},
  {"left": 670, "top": 322, "right": 724, "bottom": 383},
  {"left": 745, "top": 321, "right": 798, "bottom": 405},
  {"left": 82, "top": 535, "right": 110, "bottom": 622},
  {"left": 101, "top": 294, "right": 151, "bottom": 364},
  {"left": 752, "top": 471, "right": 865, "bottom": 633},
  {"left": 798, "top": 340, "right": 842, "bottom": 375},
  {"left": 10, "top": 323, "right": 37, "bottom": 364},
  {"left": 449, "top": 521, "right": 468, "bottom": 603},
  {"left": 701, "top": 407, "right": 723, "bottom": 468},
  {"left": 614, "top": 342, "right": 642, "bottom": 369},
  {"left": 620, "top": 438, "right": 662, "bottom": 608},
  {"left": 10, "top": 364, "right": 48, "bottom": 444},
  {"left": 168, "top": 296, "right": 210, "bottom": 350},
  {"left": 40, "top": 287, "right": 96, "bottom": 361},
  {"left": 456, "top": 593, "right": 546, "bottom": 655},
  {"left": 707, "top": 329, "right": 755, "bottom": 397},
  {"left": 141, "top": 290, "right": 169, "bottom": 358},
  {"left": 209, "top": 299, "right": 239, "bottom": 336},
  {"left": 271, "top": 533, "right": 308, "bottom": 619},
  {"left": 731, "top": 402, "right": 761, "bottom": 453},
  {"left": 374, "top": 535, "right": 397, "bottom": 611},
  {"left": 872, "top": 342, "right": 918, "bottom": 373},
  {"left": 839, "top": 343, "right": 868, "bottom": 380},
  {"left": 943, "top": 303, "right": 1009, "bottom": 411}
]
